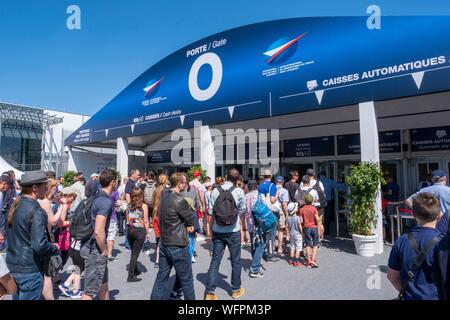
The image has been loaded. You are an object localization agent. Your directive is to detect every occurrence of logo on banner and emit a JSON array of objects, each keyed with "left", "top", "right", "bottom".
[
  {"left": 263, "top": 32, "right": 308, "bottom": 65},
  {"left": 143, "top": 78, "right": 164, "bottom": 98},
  {"left": 307, "top": 80, "right": 318, "bottom": 91},
  {"left": 436, "top": 130, "right": 447, "bottom": 139},
  {"left": 142, "top": 77, "right": 167, "bottom": 106}
]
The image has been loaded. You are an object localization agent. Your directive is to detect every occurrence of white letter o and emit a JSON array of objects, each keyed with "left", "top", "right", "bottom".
[{"left": 189, "top": 52, "right": 222, "bottom": 101}]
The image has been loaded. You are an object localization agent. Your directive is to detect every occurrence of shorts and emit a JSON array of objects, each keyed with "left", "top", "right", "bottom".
[
  {"left": 69, "top": 248, "right": 84, "bottom": 274},
  {"left": 304, "top": 227, "right": 319, "bottom": 247},
  {"left": 289, "top": 234, "right": 303, "bottom": 251},
  {"left": 107, "top": 220, "right": 118, "bottom": 241},
  {"left": 80, "top": 241, "right": 108, "bottom": 298}
]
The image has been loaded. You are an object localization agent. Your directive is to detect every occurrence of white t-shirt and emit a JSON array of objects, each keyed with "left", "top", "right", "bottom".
[
  {"left": 300, "top": 179, "right": 324, "bottom": 192},
  {"left": 0, "top": 253, "right": 9, "bottom": 278}
]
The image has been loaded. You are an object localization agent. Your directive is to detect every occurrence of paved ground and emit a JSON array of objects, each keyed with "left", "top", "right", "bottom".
[{"left": 47, "top": 228, "right": 396, "bottom": 300}]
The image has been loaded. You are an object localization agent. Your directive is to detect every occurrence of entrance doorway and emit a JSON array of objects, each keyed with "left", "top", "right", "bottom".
[
  {"left": 417, "top": 161, "right": 440, "bottom": 191},
  {"left": 287, "top": 163, "right": 314, "bottom": 178}
]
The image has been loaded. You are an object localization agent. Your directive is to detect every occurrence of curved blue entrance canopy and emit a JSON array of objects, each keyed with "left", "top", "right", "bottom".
[{"left": 66, "top": 16, "right": 450, "bottom": 146}]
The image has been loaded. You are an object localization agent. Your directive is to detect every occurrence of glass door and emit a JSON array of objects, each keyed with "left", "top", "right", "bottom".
[{"left": 416, "top": 162, "right": 440, "bottom": 192}]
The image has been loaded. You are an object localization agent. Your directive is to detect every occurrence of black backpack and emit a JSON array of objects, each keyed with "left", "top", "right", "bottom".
[
  {"left": 313, "top": 183, "right": 327, "bottom": 208},
  {"left": 69, "top": 194, "right": 109, "bottom": 242},
  {"left": 295, "top": 187, "right": 312, "bottom": 207},
  {"left": 212, "top": 186, "right": 238, "bottom": 226}
]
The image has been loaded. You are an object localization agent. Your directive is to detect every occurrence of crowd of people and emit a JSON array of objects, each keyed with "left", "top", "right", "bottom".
[{"left": 0, "top": 166, "right": 449, "bottom": 301}]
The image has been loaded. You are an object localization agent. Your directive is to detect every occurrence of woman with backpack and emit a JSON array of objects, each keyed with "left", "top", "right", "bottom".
[
  {"left": 152, "top": 174, "right": 168, "bottom": 268},
  {"left": 126, "top": 188, "right": 150, "bottom": 282}
]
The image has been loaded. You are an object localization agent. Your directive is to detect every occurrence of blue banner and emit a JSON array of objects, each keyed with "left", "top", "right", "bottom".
[
  {"left": 66, "top": 16, "right": 450, "bottom": 146},
  {"left": 337, "top": 131, "right": 401, "bottom": 155},
  {"left": 411, "top": 126, "right": 450, "bottom": 151},
  {"left": 284, "top": 136, "right": 334, "bottom": 158}
]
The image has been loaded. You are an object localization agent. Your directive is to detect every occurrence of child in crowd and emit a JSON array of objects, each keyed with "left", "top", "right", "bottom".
[
  {"left": 300, "top": 194, "right": 319, "bottom": 268},
  {"left": 286, "top": 202, "right": 303, "bottom": 267},
  {"left": 387, "top": 192, "right": 442, "bottom": 300}
]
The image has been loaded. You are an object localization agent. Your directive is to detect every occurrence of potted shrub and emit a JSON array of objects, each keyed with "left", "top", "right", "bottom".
[{"left": 347, "top": 162, "right": 385, "bottom": 257}]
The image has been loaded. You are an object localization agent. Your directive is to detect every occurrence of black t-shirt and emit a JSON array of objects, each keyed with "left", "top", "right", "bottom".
[
  {"left": 284, "top": 181, "right": 299, "bottom": 203},
  {"left": 125, "top": 179, "right": 137, "bottom": 196}
]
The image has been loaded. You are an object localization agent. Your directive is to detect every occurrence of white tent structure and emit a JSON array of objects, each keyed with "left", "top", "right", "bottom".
[{"left": 0, "top": 155, "right": 23, "bottom": 177}]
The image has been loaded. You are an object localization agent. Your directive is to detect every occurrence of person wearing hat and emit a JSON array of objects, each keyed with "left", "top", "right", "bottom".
[
  {"left": 286, "top": 202, "right": 303, "bottom": 267},
  {"left": 5, "top": 171, "right": 59, "bottom": 300},
  {"left": 407, "top": 170, "right": 450, "bottom": 236}
]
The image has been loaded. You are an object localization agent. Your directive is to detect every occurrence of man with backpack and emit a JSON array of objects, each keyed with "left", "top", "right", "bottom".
[
  {"left": 204, "top": 169, "right": 246, "bottom": 300},
  {"left": 79, "top": 169, "right": 117, "bottom": 300},
  {"left": 387, "top": 192, "right": 441, "bottom": 300},
  {"left": 284, "top": 170, "right": 299, "bottom": 203},
  {"left": 258, "top": 169, "right": 278, "bottom": 263},
  {"left": 301, "top": 170, "right": 327, "bottom": 240}
]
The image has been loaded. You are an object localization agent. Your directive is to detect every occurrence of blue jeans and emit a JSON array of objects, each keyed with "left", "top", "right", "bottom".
[
  {"left": 11, "top": 272, "right": 44, "bottom": 300},
  {"left": 188, "top": 233, "right": 196, "bottom": 257},
  {"left": 250, "top": 231, "right": 267, "bottom": 273},
  {"left": 206, "top": 231, "right": 242, "bottom": 294},
  {"left": 150, "top": 245, "right": 195, "bottom": 300}
]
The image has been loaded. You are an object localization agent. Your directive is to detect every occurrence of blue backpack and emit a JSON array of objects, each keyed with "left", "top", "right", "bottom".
[{"left": 252, "top": 192, "right": 277, "bottom": 233}]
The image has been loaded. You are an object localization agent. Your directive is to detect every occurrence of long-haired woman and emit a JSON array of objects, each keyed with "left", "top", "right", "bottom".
[
  {"left": 126, "top": 188, "right": 149, "bottom": 282},
  {"left": 38, "top": 179, "right": 70, "bottom": 300},
  {"left": 151, "top": 174, "right": 168, "bottom": 268}
]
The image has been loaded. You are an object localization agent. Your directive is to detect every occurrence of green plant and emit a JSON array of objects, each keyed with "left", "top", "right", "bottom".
[
  {"left": 187, "top": 165, "right": 207, "bottom": 182},
  {"left": 63, "top": 170, "right": 77, "bottom": 187},
  {"left": 347, "top": 162, "right": 386, "bottom": 236}
]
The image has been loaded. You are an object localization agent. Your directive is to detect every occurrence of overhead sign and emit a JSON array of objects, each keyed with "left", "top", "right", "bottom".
[
  {"left": 66, "top": 16, "right": 450, "bottom": 146},
  {"left": 337, "top": 131, "right": 401, "bottom": 155},
  {"left": 284, "top": 136, "right": 334, "bottom": 158},
  {"left": 411, "top": 126, "right": 450, "bottom": 152},
  {"left": 147, "top": 150, "right": 172, "bottom": 164}
]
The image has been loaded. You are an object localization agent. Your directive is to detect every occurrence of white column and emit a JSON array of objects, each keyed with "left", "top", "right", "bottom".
[
  {"left": 200, "top": 125, "right": 216, "bottom": 181},
  {"left": 67, "top": 147, "right": 77, "bottom": 172},
  {"left": 359, "top": 101, "right": 383, "bottom": 255},
  {"left": 117, "top": 138, "right": 129, "bottom": 181}
]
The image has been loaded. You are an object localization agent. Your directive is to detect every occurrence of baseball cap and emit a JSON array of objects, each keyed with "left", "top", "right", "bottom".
[
  {"left": 276, "top": 176, "right": 284, "bottom": 183},
  {"left": 288, "top": 202, "right": 299, "bottom": 215},
  {"left": 90, "top": 173, "right": 99, "bottom": 178},
  {"left": 264, "top": 169, "right": 272, "bottom": 176},
  {"left": 306, "top": 168, "right": 315, "bottom": 176},
  {"left": 431, "top": 170, "right": 446, "bottom": 182}
]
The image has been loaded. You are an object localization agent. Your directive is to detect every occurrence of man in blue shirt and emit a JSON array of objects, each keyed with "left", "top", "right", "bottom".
[
  {"left": 319, "top": 171, "right": 337, "bottom": 236},
  {"left": 205, "top": 168, "right": 246, "bottom": 300},
  {"left": 259, "top": 169, "right": 278, "bottom": 262},
  {"left": 406, "top": 170, "right": 450, "bottom": 236},
  {"left": 388, "top": 192, "right": 441, "bottom": 300}
]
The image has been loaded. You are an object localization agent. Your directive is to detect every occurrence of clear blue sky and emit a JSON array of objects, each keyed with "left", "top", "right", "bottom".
[{"left": 0, "top": 0, "right": 449, "bottom": 115}]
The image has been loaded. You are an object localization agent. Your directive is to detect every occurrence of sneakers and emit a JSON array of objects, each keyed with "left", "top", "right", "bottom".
[
  {"left": 288, "top": 260, "right": 294, "bottom": 266},
  {"left": 204, "top": 293, "right": 218, "bottom": 300},
  {"left": 127, "top": 276, "right": 142, "bottom": 283},
  {"left": 249, "top": 271, "right": 264, "bottom": 278},
  {"left": 196, "top": 234, "right": 206, "bottom": 242},
  {"left": 70, "top": 290, "right": 83, "bottom": 299},
  {"left": 191, "top": 256, "right": 196, "bottom": 263},
  {"left": 306, "top": 261, "right": 312, "bottom": 269},
  {"left": 231, "top": 287, "right": 245, "bottom": 299},
  {"left": 293, "top": 261, "right": 300, "bottom": 267},
  {"left": 169, "top": 290, "right": 184, "bottom": 300},
  {"left": 310, "top": 260, "right": 319, "bottom": 268},
  {"left": 58, "top": 283, "right": 72, "bottom": 297},
  {"left": 108, "top": 256, "right": 119, "bottom": 262}
]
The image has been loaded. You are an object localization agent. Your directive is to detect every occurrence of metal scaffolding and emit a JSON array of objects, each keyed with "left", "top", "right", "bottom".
[{"left": 0, "top": 102, "right": 63, "bottom": 173}]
